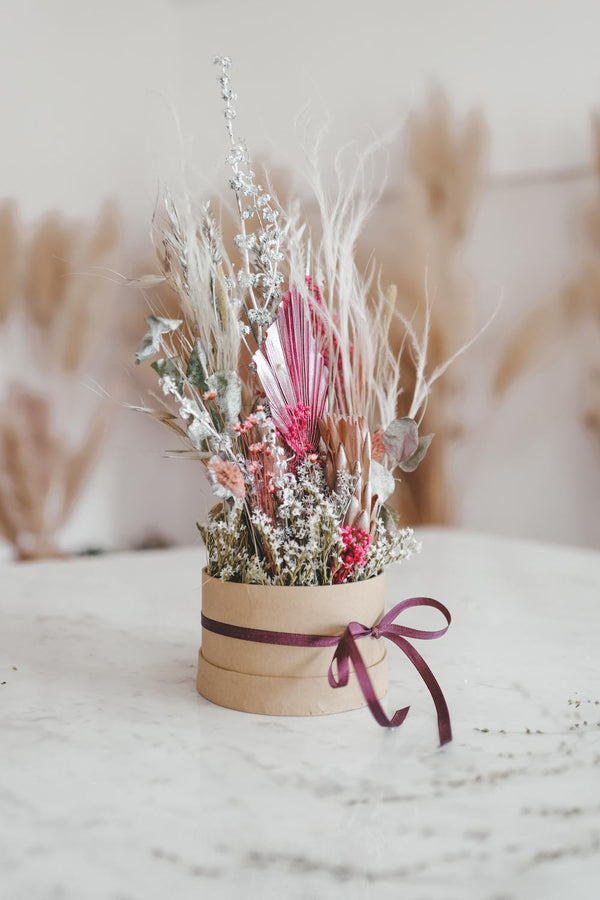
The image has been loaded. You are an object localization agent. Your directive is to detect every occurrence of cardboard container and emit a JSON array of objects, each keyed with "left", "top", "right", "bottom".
[{"left": 197, "top": 569, "right": 388, "bottom": 716}]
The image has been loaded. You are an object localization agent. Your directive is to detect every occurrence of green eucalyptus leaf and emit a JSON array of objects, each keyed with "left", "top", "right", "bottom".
[
  {"left": 187, "top": 340, "right": 209, "bottom": 391},
  {"left": 379, "top": 502, "right": 400, "bottom": 534},
  {"left": 370, "top": 460, "right": 395, "bottom": 502},
  {"left": 135, "top": 316, "right": 182, "bottom": 364},
  {"left": 399, "top": 433, "right": 434, "bottom": 473},
  {"left": 206, "top": 370, "right": 242, "bottom": 427},
  {"left": 382, "top": 417, "right": 419, "bottom": 463},
  {"left": 150, "top": 356, "right": 184, "bottom": 393},
  {"left": 187, "top": 412, "right": 215, "bottom": 448}
]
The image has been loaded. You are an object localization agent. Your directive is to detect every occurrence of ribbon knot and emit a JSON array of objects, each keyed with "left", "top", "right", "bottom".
[{"left": 327, "top": 597, "right": 452, "bottom": 745}]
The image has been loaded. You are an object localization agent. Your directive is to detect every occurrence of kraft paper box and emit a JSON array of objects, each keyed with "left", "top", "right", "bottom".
[{"left": 197, "top": 570, "right": 388, "bottom": 716}]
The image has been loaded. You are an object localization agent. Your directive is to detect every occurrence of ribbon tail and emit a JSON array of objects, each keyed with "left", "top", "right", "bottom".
[
  {"left": 385, "top": 632, "right": 452, "bottom": 746},
  {"left": 333, "top": 630, "right": 410, "bottom": 729},
  {"left": 328, "top": 639, "right": 351, "bottom": 689}
]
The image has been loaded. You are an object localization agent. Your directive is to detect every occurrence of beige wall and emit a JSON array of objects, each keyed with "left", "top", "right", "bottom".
[{"left": 2, "top": 0, "right": 599, "bottom": 554}]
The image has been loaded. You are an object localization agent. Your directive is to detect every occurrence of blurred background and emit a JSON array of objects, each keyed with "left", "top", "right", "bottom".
[{"left": 1, "top": 0, "right": 600, "bottom": 562}]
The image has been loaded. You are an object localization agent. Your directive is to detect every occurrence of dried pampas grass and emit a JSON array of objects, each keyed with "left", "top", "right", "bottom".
[
  {"left": 495, "top": 111, "right": 600, "bottom": 446},
  {"left": 357, "top": 89, "right": 489, "bottom": 524},
  {"left": 24, "top": 212, "right": 71, "bottom": 329},
  {"left": 0, "top": 202, "right": 121, "bottom": 560},
  {"left": 0, "top": 201, "right": 19, "bottom": 324},
  {"left": 0, "top": 385, "right": 110, "bottom": 561},
  {"left": 23, "top": 202, "right": 121, "bottom": 372}
]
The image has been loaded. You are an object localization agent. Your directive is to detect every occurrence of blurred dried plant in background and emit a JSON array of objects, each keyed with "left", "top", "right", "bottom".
[
  {"left": 495, "top": 112, "right": 600, "bottom": 444},
  {"left": 358, "top": 89, "right": 489, "bottom": 524},
  {"left": 0, "top": 202, "right": 120, "bottom": 560},
  {"left": 0, "top": 201, "right": 19, "bottom": 325},
  {"left": 0, "top": 385, "right": 111, "bottom": 560}
]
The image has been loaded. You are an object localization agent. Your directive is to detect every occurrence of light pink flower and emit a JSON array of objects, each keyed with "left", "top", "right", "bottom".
[
  {"left": 208, "top": 456, "right": 246, "bottom": 499},
  {"left": 371, "top": 430, "right": 385, "bottom": 462}
]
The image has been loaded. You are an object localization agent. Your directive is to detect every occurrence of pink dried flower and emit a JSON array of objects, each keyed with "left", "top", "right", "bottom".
[
  {"left": 253, "top": 286, "right": 328, "bottom": 458},
  {"left": 333, "top": 526, "right": 371, "bottom": 584},
  {"left": 248, "top": 442, "right": 266, "bottom": 454},
  {"left": 208, "top": 456, "right": 246, "bottom": 499},
  {"left": 371, "top": 430, "right": 385, "bottom": 462},
  {"left": 232, "top": 414, "right": 257, "bottom": 436},
  {"left": 284, "top": 403, "right": 312, "bottom": 456}
]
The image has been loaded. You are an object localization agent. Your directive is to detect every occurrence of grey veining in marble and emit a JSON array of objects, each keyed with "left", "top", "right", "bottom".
[{"left": 1, "top": 528, "right": 600, "bottom": 899}]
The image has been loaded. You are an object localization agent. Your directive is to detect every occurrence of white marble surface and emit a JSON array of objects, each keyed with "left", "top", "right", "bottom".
[{"left": 1, "top": 528, "right": 600, "bottom": 900}]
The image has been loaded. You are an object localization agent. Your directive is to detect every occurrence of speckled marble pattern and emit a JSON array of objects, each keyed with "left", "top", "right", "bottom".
[{"left": 1, "top": 528, "right": 599, "bottom": 900}]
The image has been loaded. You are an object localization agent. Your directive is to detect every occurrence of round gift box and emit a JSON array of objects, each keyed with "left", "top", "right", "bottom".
[{"left": 197, "top": 569, "right": 388, "bottom": 716}]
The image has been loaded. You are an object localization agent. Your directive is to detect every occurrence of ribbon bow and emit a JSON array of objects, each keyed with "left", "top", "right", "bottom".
[
  {"left": 201, "top": 596, "right": 452, "bottom": 745},
  {"left": 328, "top": 597, "right": 452, "bottom": 745}
]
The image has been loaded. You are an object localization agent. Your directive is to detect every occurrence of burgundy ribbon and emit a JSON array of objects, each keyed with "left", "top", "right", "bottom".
[{"left": 201, "top": 596, "right": 452, "bottom": 745}]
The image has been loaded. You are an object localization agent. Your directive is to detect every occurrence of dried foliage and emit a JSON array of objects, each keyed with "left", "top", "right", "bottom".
[
  {"left": 357, "top": 89, "right": 489, "bottom": 524},
  {"left": 495, "top": 112, "right": 600, "bottom": 447},
  {"left": 0, "top": 203, "right": 121, "bottom": 560}
]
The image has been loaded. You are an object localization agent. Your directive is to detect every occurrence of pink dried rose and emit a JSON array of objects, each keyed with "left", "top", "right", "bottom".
[{"left": 208, "top": 456, "right": 246, "bottom": 500}]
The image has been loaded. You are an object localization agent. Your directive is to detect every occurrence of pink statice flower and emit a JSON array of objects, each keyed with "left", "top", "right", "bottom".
[{"left": 333, "top": 526, "right": 371, "bottom": 584}]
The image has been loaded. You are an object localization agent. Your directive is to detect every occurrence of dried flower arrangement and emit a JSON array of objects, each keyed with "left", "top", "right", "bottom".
[
  {"left": 135, "top": 59, "right": 469, "bottom": 587},
  {"left": 0, "top": 202, "right": 119, "bottom": 560}
]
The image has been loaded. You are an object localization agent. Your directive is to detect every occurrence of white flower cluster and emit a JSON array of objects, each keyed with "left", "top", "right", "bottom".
[
  {"left": 360, "top": 522, "right": 421, "bottom": 581},
  {"left": 200, "top": 451, "right": 418, "bottom": 585}
]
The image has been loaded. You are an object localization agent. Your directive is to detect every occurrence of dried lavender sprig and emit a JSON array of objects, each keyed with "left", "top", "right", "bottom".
[{"left": 214, "top": 56, "right": 286, "bottom": 336}]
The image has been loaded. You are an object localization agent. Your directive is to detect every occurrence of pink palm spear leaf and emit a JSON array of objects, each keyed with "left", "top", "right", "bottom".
[{"left": 253, "top": 286, "right": 328, "bottom": 457}]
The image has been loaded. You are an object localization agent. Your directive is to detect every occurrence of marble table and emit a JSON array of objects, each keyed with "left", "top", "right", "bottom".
[{"left": 2, "top": 528, "right": 600, "bottom": 900}]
